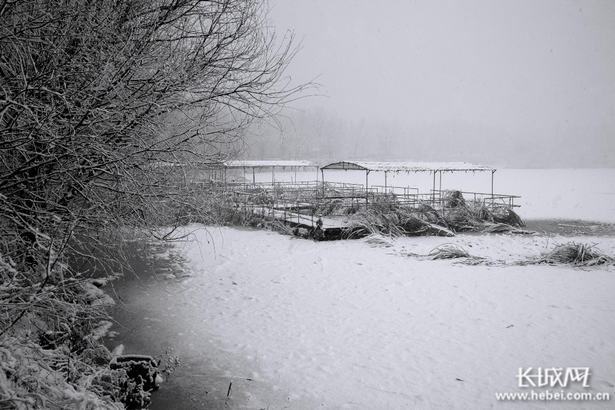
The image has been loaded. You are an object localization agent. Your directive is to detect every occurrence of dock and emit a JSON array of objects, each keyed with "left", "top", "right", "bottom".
[
  {"left": 251, "top": 206, "right": 350, "bottom": 239},
  {"left": 202, "top": 160, "right": 522, "bottom": 240}
]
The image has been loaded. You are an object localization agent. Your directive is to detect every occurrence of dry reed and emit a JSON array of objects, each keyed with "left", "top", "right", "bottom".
[
  {"left": 428, "top": 244, "right": 470, "bottom": 260},
  {"left": 537, "top": 242, "right": 614, "bottom": 266}
]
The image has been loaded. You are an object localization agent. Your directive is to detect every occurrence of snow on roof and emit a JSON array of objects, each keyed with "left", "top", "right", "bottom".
[
  {"left": 321, "top": 161, "right": 495, "bottom": 173},
  {"left": 223, "top": 160, "right": 317, "bottom": 168}
]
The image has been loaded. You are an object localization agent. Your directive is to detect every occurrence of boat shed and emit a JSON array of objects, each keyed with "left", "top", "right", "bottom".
[{"left": 320, "top": 161, "right": 497, "bottom": 195}]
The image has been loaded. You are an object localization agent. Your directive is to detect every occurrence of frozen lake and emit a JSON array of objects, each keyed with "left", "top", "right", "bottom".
[{"left": 107, "top": 168, "right": 615, "bottom": 410}]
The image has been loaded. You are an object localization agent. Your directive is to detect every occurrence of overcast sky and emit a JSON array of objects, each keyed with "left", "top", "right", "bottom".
[{"left": 269, "top": 0, "right": 615, "bottom": 166}]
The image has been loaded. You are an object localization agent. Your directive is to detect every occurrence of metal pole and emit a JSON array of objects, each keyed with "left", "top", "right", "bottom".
[
  {"left": 252, "top": 167, "right": 255, "bottom": 185},
  {"left": 491, "top": 169, "right": 496, "bottom": 208},
  {"left": 439, "top": 171, "right": 443, "bottom": 209},
  {"left": 385, "top": 172, "right": 388, "bottom": 193},
  {"left": 321, "top": 169, "right": 325, "bottom": 197},
  {"left": 366, "top": 170, "right": 370, "bottom": 205},
  {"left": 432, "top": 171, "right": 436, "bottom": 205}
]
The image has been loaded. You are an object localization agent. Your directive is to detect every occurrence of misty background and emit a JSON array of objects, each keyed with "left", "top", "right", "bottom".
[{"left": 243, "top": 0, "right": 614, "bottom": 168}]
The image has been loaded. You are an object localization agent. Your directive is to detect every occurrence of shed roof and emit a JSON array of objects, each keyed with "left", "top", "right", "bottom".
[
  {"left": 223, "top": 160, "right": 317, "bottom": 168},
  {"left": 320, "top": 161, "right": 494, "bottom": 173}
]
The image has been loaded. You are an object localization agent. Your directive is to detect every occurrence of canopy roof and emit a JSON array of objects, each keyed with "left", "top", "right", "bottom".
[
  {"left": 223, "top": 160, "right": 317, "bottom": 169},
  {"left": 321, "top": 161, "right": 494, "bottom": 173}
]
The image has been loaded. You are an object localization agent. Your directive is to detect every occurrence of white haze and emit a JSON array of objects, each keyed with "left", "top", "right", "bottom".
[{"left": 257, "top": 0, "right": 615, "bottom": 168}]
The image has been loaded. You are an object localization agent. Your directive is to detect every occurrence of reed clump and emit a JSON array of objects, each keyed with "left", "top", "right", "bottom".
[
  {"left": 443, "top": 196, "right": 525, "bottom": 233},
  {"left": 341, "top": 199, "right": 524, "bottom": 239},
  {"left": 537, "top": 242, "right": 614, "bottom": 266},
  {"left": 428, "top": 244, "right": 470, "bottom": 260},
  {"left": 342, "top": 207, "right": 455, "bottom": 239}
]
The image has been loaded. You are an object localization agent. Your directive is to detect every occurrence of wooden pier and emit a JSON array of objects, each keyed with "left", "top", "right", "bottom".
[{"left": 252, "top": 206, "right": 350, "bottom": 239}]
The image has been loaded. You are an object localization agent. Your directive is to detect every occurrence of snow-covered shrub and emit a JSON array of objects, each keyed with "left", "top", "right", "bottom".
[{"left": 0, "top": 335, "right": 125, "bottom": 410}]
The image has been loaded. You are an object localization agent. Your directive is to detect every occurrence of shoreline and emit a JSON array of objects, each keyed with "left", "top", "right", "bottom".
[
  {"left": 104, "top": 237, "right": 304, "bottom": 410},
  {"left": 522, "top": 218, "right": 615, "bottom": 237}
]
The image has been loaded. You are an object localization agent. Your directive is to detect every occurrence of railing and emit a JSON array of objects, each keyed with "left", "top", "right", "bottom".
[
  {"left": 429, "top": 190, "right": 520, "bottom": 210},
  {"left": 371, "top": 185, "right": 419, "bottom": 196},
  {"left": 214, "top": 182, "right": 521, "bottom": 226}
]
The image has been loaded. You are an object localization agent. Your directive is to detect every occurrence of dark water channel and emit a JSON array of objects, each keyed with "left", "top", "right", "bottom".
[{"left": 84, "top": 238, "right": 288, "bottom": 410}]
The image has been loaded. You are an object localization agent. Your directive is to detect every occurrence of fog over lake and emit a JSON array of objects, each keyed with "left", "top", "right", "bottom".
[{"left": 244, "top": 0, "right": 615, "bottom": 168}]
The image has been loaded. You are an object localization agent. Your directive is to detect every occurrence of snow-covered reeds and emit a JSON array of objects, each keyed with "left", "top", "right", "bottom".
[
  {"left": 536, "top": 242, "right": 615, "bottom": 266},
  {"left": 443, "top": 197, "right": 525, "bottom": 233},
  {"left": 427, "top": 244, "right": 470, "bottom": 260},
  {"left": 342, "top": 194, "right": 525, "bottom": 239},
  {"left": 342, "top": 207, "right": 455, "bottom": 239}
]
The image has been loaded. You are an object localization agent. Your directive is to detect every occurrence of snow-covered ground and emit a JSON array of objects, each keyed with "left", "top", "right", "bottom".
[{"left": 110, "top": 168, "right": 615, "bottom": 409}]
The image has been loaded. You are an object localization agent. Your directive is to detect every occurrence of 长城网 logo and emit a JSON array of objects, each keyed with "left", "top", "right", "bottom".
[
  {"left": 495, "top": 367, "right": 610, "bottom": 401},
  {"left": 517, "top": 367, "right": 590, "bottom": 388}
]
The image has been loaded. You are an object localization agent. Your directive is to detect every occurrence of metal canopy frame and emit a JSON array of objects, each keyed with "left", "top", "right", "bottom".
[
  {"left": 320, "top": 161, "right": 497, "bottom": 201},
  {"left": 222, "top": 160, "right": 318, "bottom": 184}
]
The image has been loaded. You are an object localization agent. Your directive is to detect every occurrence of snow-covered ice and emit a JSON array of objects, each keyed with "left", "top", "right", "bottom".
[
  {"left": 156, "top": 227, "right": 615, "bottom": 409},
  {"left": 112, "top": 168, "right": 615, "bottom": 409}
]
